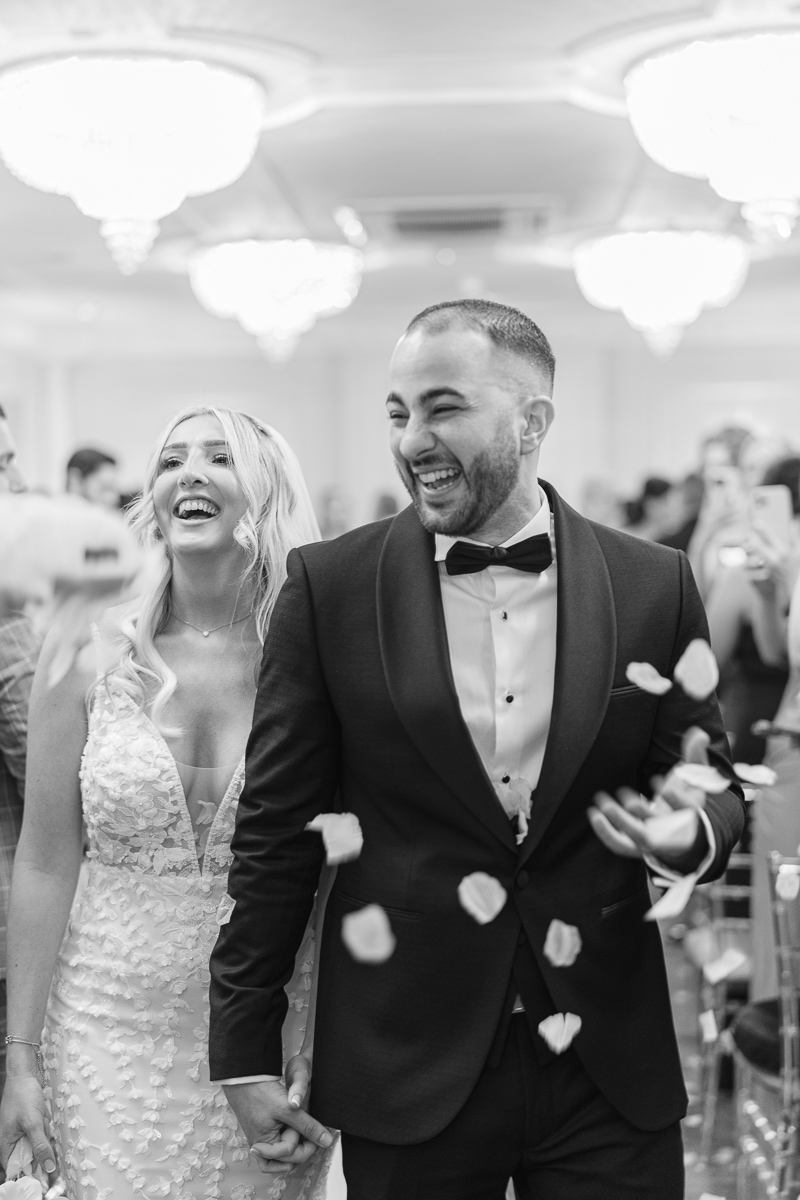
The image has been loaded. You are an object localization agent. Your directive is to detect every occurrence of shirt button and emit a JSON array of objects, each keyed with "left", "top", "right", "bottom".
[
  {"left": 502, "top": 611, "right": 508, "bottom": 621},
  {"left": 501, "top": 774, "right": 510, "bottom": 784},
  {"left": 515, "top": 870, "right": 529, "bottom": 890},
  {"left": 506, "top": 695, "right": 514, "bottom": 703}
]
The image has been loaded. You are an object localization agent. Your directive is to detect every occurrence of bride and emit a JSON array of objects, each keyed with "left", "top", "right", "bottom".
[{"left": 0, "top": 406, "right": 334, "bottom": 1199}]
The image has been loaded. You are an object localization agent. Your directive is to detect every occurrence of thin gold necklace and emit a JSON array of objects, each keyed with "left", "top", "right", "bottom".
[{"left": 169, "top": 609, "right": 252, "bottom": 638}]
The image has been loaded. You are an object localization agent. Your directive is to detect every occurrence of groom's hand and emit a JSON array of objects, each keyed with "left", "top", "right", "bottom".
[
  {"left": 222, "top": 1078, "right": 333, "bottom": 1175},
  {"left": 587, "top": 785, "right": 701, "bottom": 864}
]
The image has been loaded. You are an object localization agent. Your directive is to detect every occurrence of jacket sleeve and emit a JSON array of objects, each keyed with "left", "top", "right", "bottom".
[
  {"left": 640, "top": 550, "right": 746, "bottom": 883},
  {"left": 208, "top": 549, "right": 338, "bottom": 1079}
]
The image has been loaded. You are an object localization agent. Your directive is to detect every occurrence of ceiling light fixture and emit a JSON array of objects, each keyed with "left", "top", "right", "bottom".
[
  {"left": 573, "top": 231, "right": 749, "bottom": 353},
  {"left": 188, "top": 239, "right": 363, "bottom": 362},
  {"left": 0, "top": 55, "right": 267, "bottom": 272},
  {"left": 625, "top": 32, "right": 800, "bottom": 238}
]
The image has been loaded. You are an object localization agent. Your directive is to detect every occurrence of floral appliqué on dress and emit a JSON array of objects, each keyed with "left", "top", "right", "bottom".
[{"left": 42, "top": 685, "right": 330, "bottom": 1200}]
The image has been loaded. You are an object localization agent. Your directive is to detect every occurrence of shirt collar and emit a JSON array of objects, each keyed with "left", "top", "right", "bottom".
[{"left": 434, "top": 488, "right": 551, "bottom": 563}]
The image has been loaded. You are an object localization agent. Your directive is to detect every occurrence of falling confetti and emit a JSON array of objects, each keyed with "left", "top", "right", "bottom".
[
  {"left": 671, "top": 762, "right": 729, "bottom": 794},
  {"left": 306, "top": 812, "right": 364, "bottom": 865},
  {"left": 703, "top": 947, "right": 749, "bottom": 985},
  {"left": 543, "top": 919, "right": 582, "bottom": 967},
  {"left": 215, "top": 894, "right": 236, "bottom": 925},
  {"left": 734, "top": 762, "right": 777, "bottom": 787},
  {"left": 699, "top": 1009, "right": 719, "bottom": 1042},
  {"left": 776, "top": 867, "right": 800, "bottom": 901},
  {"left": 341, "top": 905, "right": 396, "bottom": 963},
  {"left": 645, "top": 872, "right": 698, "bottom": 922},
  {"left": 644, "top": 808, "right": 698, "bottom": 852},
  {"left": 538, "top": 1012, "right": 582, "bottom": 1054},
  {"left": 673, "top": 639, "right": 719, "bottom": 700},
  {"left": 625, "top": 661, "right": 672, "bottom": 695},
  {"left": 458, "top": 873, "right": 508, "bottom": 925}
]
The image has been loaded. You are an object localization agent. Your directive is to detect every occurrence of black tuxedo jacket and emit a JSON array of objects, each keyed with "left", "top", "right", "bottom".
[{"left": 209, "top": 482, "right": 745, "bottom": 1143}]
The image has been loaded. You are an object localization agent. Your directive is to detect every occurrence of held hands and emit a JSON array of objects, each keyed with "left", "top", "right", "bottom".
[{"left": 222, "top": 1057, "right": 333, "bottom": 1176}]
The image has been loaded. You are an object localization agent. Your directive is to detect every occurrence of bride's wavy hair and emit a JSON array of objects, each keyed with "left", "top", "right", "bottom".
[{"left": 108, "top": 404, "right": 315, "bottom": 730}]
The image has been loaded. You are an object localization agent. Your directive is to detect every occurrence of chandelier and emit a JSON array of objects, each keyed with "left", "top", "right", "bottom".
[
  {"left": 188, "top": 239, "right": 363, "bottom": 361},
  {"left": 0, "top": 56, "right": 267, "bottom": 272},
  {"left": 573, "top": 231, "right": 749, "bottom": 353},
  {"left": 625, "top": 32, "right": 800, "bottom": 237}
]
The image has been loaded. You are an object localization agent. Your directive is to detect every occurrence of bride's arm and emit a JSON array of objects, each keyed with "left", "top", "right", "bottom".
[
  {"left": 0, "top": 631, "right": 89, "bottom": 1179},
  {"left": 283, "top": 863, "right": 336, "bottom": 1109}
]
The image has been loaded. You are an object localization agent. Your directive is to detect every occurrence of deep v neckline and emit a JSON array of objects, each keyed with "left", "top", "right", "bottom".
[{"left": 139, "top": 706, "right": 246, "bottom": 876}]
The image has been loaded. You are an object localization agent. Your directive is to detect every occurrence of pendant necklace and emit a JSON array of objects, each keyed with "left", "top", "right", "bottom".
[{"left": 170, "top": 610, "right": 252, "bottom": 638}]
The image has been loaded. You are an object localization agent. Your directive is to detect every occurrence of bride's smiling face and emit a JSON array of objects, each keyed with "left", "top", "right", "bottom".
[{"left": 152, "top": 414, "right": 249, "bottom": 555}]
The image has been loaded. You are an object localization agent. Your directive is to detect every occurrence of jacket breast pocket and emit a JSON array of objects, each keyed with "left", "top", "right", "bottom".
[
  {"left": 608, "top": 684, "right": 646, "bottom": 699},
  {"left": 601, "top": 888, "right": 650, "bottom": 918}
]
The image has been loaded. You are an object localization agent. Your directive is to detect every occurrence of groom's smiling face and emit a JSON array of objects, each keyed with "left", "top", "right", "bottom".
[{"left": 387, "top": 324, "right": 548, "bottom": 539}]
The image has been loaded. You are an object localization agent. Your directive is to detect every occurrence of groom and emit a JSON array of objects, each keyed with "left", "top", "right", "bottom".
[{"left": 209, "top": 299, "right": 745, "bottom": 1199}]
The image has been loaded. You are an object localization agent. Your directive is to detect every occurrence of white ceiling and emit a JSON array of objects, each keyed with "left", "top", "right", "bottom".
[{"left": 0, "top": 0, "right": 798, "bottom": 360}]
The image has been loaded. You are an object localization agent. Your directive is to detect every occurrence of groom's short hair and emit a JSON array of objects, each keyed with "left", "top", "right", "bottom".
[{"left": 405, "top": 299, "right": 555, "bottom": 391}]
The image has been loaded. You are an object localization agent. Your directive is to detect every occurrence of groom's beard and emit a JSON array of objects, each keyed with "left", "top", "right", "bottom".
[{"left": 397, "top": 427, "right": 520, "bottom": 537}]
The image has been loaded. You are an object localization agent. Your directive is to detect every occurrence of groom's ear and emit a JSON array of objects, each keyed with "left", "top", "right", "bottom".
[{"left": 520, "top": 396, "right": 555, "bottom": 457}]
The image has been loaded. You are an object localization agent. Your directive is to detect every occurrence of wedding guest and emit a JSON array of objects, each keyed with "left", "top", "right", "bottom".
[
  {"left": 624, "top": 477, "right": 684, "bottom": 543},
  {"left": 706, "top": 456, "right": 800, "bottom": 764},
  {"left": 0, "top": 405, "right": 38, "bottom": 1093},
  {"left": 0, "top": 407, "right": 334, "bottom": 1198},
  {"left": 65, "top": 447, "right": 120, "bottom": 511}
]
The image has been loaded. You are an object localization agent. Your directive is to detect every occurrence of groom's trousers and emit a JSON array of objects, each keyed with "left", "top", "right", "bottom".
[{"left": 340, "top": 1014, "right": 684, "bottom": 1200}]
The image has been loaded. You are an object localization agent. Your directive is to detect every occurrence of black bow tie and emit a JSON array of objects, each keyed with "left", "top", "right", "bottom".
[{"left": 444, "top": 533, "right": 553, "bottom": 576}]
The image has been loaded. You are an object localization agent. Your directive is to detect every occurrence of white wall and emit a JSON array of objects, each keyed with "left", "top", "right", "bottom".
[{"left": 8, "top": 336, "right": 800, "bottom": 524}]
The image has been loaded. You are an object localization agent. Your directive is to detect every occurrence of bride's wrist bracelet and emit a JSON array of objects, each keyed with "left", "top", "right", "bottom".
[{"left": 5, "top": 1035, "right": 43, "bottom": 1078}]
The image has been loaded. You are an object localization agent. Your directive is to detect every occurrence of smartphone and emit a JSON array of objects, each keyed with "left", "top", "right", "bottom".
[{"left": 751, "top": 484, "right": 793, "bottom": 547}]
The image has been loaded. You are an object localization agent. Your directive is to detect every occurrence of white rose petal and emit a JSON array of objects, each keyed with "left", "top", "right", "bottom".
[
  {"left": 458, "top": 873, "right": 508, "bottom": 925},
  {"left": 699, "top": 1009, "right": 719, "bottom": 1043},
  {"left": 543, "top": 919, "right": 582, "bottom": 968},
  {"left": 776, "top": 867, "right": 800, "bottom": 902},
  {"left": 341, "top": 905, "right": 396, "bottom": 963},
  {"left": 673, "top": 639, "right": 719, "bottom": 700},
  {"left": 644, "top": 808, "right": 698, "bottom": 853},
  {"left": 215, "top": 894, "right": 236, "bottom": 926},
  {"left": 672, "top": 763, "right": 730, "bottom": 794},
  {"left": 681, "top": 725, "right": 710, "bottom": 764},
  {"left": 625, "top": 662, "right": 672, "bottom": 695},
  {"left": 645, "top": 872, "right": 698, "bottom": 922},
  {"left": 734, "top": 762, "right": 778, "bottom": 787},
  {"left": 703, "top": 947, "right": 749, "bottom": 985},
  {"left": 537, "top": 1012, "right": 582, "bottom": 1054},
  {"left": 306, "top": 812, "right": 364, "bottom": 865}
]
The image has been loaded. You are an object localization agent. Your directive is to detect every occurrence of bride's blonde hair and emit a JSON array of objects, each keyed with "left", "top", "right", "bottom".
[{"left": 108, "top": 404, "right": 319, "bottom": 729}]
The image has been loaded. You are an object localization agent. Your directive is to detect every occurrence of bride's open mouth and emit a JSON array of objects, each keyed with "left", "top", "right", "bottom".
[{"left": 174, "top": 497, "right": 221, "bottom": 521}]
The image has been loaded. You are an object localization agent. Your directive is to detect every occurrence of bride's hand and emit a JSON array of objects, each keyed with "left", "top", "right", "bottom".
[
  {"left": 285, "top": 1052, "right": 312, "bottom": 1110},
  {"left": 0, "top": 1071, "right": 56, "bottom": 1181},
  {"left": 222, "top": 1078, "right": 333, "bottom": 1175}
]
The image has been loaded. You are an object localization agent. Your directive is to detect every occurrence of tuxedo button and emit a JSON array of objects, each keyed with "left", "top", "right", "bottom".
[{"left": 515, "top": 870, "right": 529, "bottom": 890}]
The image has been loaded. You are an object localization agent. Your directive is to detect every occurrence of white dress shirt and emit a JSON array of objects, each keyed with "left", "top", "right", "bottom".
[{"left": 435, "top": 490, "right": 556, "bottom": 819}]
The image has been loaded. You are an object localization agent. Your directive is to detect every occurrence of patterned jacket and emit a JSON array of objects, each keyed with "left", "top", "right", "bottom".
[{"left": 0, "top": 615, "right": 38, "bottom": 977}]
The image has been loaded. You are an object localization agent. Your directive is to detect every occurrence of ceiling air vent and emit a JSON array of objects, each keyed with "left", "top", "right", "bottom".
[
  {"left": 355, "top": 196, "right": 558, "bottom": 243},
  {"left": 394, "top": 209, "right": 505, "bottom": 238}
]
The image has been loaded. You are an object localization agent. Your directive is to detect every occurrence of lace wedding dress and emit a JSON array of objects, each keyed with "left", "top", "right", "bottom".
[{"left": 42, "top": 679, "right": 333, "bottom": 1200}]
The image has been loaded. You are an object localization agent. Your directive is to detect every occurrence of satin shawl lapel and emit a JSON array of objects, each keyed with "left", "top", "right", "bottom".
[
  {"left": 518, "top": 484, "right": 617, "bottom": 866},
  {"left": 376, "top": 506, "right": 517, "bottom": 852}
]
